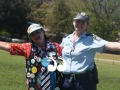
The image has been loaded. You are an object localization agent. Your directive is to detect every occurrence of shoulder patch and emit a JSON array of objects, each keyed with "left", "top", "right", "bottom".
[{"left": 93, "top": 34, "right": 101, "bottom": 41}]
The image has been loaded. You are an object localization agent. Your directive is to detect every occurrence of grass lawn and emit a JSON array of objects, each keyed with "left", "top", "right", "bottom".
[
  {"left": 0, "top": 50, "right": 27, "bottom": 90},
  {"left": 97, "top": 63, "right": 120, "bottom": 90},
  {"left": 0, "top": 50, "right": 120, "bottom": 90}
]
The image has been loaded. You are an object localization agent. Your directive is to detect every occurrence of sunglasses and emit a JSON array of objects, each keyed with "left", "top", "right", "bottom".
[{"left": 30, "top": 29, "right": 42, "bottom": 37}]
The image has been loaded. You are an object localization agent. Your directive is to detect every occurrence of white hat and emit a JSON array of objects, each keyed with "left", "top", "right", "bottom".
[{"left": 27, "top": 24, "right": 43, "bottom": 35}]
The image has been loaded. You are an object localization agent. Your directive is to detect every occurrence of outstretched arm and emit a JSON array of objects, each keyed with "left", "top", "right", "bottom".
[
  {"left": 0, "top": 41, "right": 10, "bottom": 52},
  {"left": 105, "top": 42, "right": 120, "bottom": 51}
]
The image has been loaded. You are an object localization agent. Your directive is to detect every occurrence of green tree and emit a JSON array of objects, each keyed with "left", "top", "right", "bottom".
[
  {"left": 82, "top": 0, "right": 120, "bottom": 41},
  {"left": 45, "top": 0, "right": 72, "bottom": 35},
  {"left": 31, "top": 2, "right": 49, "bottom": 25},
  {"left": 26, "top": 0, "right": 50, "bottom": 25},
  {"left": 0, "top": 0, "right": 31, "bottom": 38}
]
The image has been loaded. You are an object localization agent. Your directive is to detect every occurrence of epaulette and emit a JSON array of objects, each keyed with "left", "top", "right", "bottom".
[
  {"left": 86, "top": 33, "right": 93, "bottom": 36},
  {"left": 93, "top": 34, "right": 102, "bottom": 41}
]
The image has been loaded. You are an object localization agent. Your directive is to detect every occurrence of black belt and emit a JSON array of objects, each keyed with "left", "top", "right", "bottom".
[
  {"left": 61, "top": 72, "right": 89, "bottom": 80},
  {"left": 59, "top": 65, "right": 99, "bottom": 84}
]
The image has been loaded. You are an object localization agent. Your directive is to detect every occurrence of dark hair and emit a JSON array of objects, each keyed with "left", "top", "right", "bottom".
[
  {"left": 29, "top": 30, "right": 49, "bottom": 44},
  {"left": 44, "top": 34, "right": 49, "bottom": 42}
]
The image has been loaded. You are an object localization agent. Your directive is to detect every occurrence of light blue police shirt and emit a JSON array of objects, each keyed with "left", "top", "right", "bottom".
[{"left": 60, "top": 31, "right": 108, "bottom": 74}]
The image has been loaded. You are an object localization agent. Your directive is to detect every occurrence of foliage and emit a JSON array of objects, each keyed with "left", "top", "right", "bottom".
[
  {"left": 27, "top": 0, "right": 49, "bottom": 25},
  {"left": 0, "top": 0, "right": 120, "bottom": 42},
  {"left": 45, "top": 0, "right": 72, "bottom": 35},
  {"left": 0, "top": 29, "right": 10, "bottom": 36},
  {"left": 65, "top": 0, "right": 86, "bottom": 14},
  {"left": 82, "top": 0, "right": 120, "bottom": 41},
  {"left": 0, "top": 0, "right": 31, "bottom": 38}
]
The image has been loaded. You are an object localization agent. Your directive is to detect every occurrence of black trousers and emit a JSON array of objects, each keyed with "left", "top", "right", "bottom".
[{"left": 59, "top": 77, "right": 97, "bottom": 90}]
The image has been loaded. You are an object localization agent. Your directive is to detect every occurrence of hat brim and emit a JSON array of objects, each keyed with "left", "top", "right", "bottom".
[
  {"left": 28, "top": 27, "right": 43, "bottom": 35},
  {"left": 73, "top": 17, "right": 88, "bottom": 22}
]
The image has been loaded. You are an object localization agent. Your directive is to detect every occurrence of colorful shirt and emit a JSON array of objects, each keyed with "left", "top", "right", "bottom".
[
  {"left": 9, "top": 42, "right": 62, "bottom": 59},
  {"left": 9, "top": 42, "right": 62, "bottom": 90}
]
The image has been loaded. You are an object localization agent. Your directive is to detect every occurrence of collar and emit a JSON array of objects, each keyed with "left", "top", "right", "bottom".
[{"left": 68, "top": 31, "right": 87, "bottom": 41}]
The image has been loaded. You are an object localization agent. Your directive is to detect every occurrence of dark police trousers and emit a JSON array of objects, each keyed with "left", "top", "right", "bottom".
[
  {"left": 59, "top": 65, "right": 98, "bottom": 90},
  {"left": 59, "top": 77, "right": 96, "bottom": 90}
]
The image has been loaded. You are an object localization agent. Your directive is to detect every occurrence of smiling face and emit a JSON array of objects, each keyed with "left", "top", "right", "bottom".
[
  {"left": 73, "top": 20, "right": 88, "bottom": 33},
  {"left": 30, "top": 29, "right": 45, "bottom": 45}
]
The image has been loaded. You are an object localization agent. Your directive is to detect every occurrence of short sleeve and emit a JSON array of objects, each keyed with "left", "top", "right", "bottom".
[
  {"left": 60, "top": 38, "right": 65, "bottom": 48},
  {"left": 9, "top": 43, "right": 31, "bottom": 59},
  {"left": 93, "top": 35, "right": 108, "bottom": 53}
]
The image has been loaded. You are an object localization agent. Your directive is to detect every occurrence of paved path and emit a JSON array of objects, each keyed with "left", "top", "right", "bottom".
[{"left": 95, "top": 58, "right": 120, "bottom": 62}]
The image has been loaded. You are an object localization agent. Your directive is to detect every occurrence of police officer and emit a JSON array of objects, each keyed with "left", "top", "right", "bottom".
[{"left": 59, "top": 12, "right": 120, "bottom": 90}]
